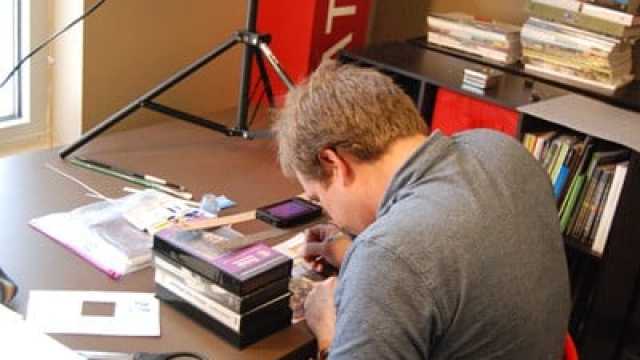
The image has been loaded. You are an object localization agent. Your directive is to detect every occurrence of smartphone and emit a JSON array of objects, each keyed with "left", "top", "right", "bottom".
[{"left": 256, "top": 197, "right": 323, "bottom": 228}]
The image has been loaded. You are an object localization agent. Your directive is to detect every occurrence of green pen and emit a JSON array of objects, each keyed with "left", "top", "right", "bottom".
[{"left": 70, "top": 156, "right": 193, "bottom": 200}]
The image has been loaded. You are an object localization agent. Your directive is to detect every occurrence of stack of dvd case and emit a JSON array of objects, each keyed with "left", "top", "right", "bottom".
[
  {"left": 462, "top": 67, "right": 503, "bottom": 89},
  {"left": 152, "top": 225, "right": 293, "bottom": 348}
]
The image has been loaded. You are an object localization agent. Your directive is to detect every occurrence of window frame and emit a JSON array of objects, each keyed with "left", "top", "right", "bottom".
[
  {"left": 0, "top": 0, "right": 21, "bottom": 123},
  {"left": 0, "top": 0, "right": 49, "bottom": 152}
]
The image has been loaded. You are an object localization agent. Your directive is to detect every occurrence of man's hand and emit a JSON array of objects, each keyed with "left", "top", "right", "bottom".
[
  {"left": 304, "top": 276, "right": 337, "bottom": 353},
  {"left": 303, "top": 223, "right": 352, "bottom": 273}
]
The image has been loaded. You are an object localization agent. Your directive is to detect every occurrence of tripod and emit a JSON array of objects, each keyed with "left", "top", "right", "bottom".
[{"left": 59, "top": 0, "right": 294, "bottom": 159}]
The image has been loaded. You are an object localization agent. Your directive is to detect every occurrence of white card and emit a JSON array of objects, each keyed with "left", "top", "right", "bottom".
[{"left": 26, "top": 290, "right": 160, "bottom": 336}]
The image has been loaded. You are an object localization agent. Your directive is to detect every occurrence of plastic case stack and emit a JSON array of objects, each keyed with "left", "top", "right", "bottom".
[{"left": 152, "top": 225, "right": 293, "bottom": 348}]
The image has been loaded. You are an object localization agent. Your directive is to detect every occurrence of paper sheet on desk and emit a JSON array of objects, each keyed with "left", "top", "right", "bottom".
[
  {"left": 0, "top": 304, "right": 85, "bottom": 360},
  {"left": 26, "top": 290, "right": 160, "bottom": 336}
]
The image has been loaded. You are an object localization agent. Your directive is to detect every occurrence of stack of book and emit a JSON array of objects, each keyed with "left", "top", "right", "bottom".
[
  {"left": 426, "top": 12, "right": 523, "bottom": 64},
  {"left": 523, "top": 0, "right": 639, "bottom": 92},
  {"left": 522, "top": 131, "right": 630, "bottom": 255},
  {"left": 152, "top": 225, "right": 293, "bottom": 348}
]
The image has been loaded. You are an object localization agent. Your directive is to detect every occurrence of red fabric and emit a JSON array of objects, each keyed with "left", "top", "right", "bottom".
[
  {"left": 564, "top": 333, "right": 579, "bottom": 360},
  {"left": 431, "top": 88, "right": 519, "bottom": 136},
  {"left": 256, "top": 0, "right": 372, "bottom": 103}
]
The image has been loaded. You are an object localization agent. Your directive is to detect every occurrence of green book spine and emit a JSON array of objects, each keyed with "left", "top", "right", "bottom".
[{"left": 560, "top": 174, "right": 586, "bottom": 232}]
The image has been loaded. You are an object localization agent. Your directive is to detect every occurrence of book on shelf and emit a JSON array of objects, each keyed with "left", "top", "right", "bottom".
[
  {"left": 586, "top": 0, "right": 640, "bottom": 15},
  {"left": 591, "top": 160, "right": 629, "bottom": 255},
  {"left": 581, "top": 164, "right": 615, "bottom": 245},
  {"left": 426, "top": 12, "right": 522, "bottom": 64},
  {"left": 569, "top": 164, "right": 605, "bottom": 241},
  {"left": 529, "top": 130, "right": 559, "bottom": 161},
  {"left": 558, "top": 138, "right": 595, "bottom": 231},
  {"left": 526, "top": 0, "right": 640, "bottom": 38},
  {"left": 522, "top": 44, "right": 632, "bottom": 72},
  {"left": 531, "top": 0, "right": 583, "bottom": 12},
  {"left": 548, "top": 135, "right": 579, "bottom": 186},
  {"left": 540, "top": 134, "right": 562, "bottom": 173},
  {"left": 426, "top": 31, "right": 520, "bottom": 64},
  {"left": 527, "top": 0, "right": 640, "bottom": 37},
  {"left": 565, "top": 147, "right": 629, "bottom": 239},
  {"left": 556, "top": 139, "right": 590, "bottom": 204},
  {"left": 523, "top": 133, "right": 537, "bottom": 153},
  {"left": 521, "top": 16, "right": 634, "bottom": 92},
  {"left": 553, "top": 144, "right": 578, "bottom": 199},
  {"left": 585, "top": 164, "right": 617, "bottom": 243},
  {"left": 524, "top": 61, "right": 634, "bottom": 93},
  {"left": 427, "top": 12, "right": 522, "bottom": 40},
  {"left": 582, "top": 2, "right": 640, "bottom": 26},
  {"left": 521, "top": 17, "right": 633, "bottom": 66}
]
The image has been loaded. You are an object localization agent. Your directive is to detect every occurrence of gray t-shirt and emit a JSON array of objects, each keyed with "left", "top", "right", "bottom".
[{"left": 331, "top": 129, "right": 570, "bottom": 360}]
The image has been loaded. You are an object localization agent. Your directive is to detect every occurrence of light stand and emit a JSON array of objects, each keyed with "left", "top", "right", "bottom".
[{"left": 59, "top": 0, "right": 293, "bottom": 159}]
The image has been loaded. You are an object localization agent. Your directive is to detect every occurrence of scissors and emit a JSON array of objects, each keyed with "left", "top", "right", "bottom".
[{"left": 77, "top": 350, "right": 210, "bottom": 360}]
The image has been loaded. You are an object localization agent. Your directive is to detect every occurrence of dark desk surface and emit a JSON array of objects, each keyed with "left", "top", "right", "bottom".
[{"left": 0, "top": 112, "right": 315, "bottom": 359}]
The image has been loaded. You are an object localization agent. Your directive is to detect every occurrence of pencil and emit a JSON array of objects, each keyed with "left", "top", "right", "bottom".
[
  {"left": 70, "top": 157, "right": 193, "bottom": 200},
  {"left": 75, "top": 156, "right": 188, "bottom": 191}
]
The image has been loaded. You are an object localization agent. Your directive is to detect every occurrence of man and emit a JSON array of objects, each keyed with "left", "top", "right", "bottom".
[{"left": 272, "top": 60, "right": 570, "bottom": 359}]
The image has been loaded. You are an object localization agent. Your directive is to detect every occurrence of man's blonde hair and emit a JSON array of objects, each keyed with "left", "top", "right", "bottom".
[{"left": 273, "top": 60, "right": 428, "bottom": 181}]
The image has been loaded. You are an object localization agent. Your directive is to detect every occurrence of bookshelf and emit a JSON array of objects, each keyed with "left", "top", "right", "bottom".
[
  {"left": 519, "top": 94, "right": 640, "bottom": 360},
  {"left": 340, "top": 40, "right": 640, "bottom": 360}
]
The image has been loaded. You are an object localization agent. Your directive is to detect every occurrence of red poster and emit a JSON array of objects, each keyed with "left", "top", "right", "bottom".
[{"left": 255, "top": 0, "right": 372, "bottom": 101}]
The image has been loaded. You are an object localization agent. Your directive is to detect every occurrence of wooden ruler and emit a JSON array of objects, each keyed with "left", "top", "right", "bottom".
[{"left": 177, "top": 210, "right": 257, "bottom": 231}]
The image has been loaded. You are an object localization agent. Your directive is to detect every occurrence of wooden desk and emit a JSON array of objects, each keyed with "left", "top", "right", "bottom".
[{"left": 0, "top": 113, "right": 316, "bottom": 359}]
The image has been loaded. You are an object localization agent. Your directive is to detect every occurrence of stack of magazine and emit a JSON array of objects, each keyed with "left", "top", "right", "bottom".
[
  {"left": 426, "top": 12, "right": 523, "bottom": 64},
  {"left": 523, "top": 0, "right": 639, "bottom": 93}
]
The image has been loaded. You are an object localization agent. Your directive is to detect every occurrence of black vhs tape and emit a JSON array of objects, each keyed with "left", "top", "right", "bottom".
[
  {"left": 153, "top": 226, "right": 292, "bottom": 296},
  {"left": 153, "top": 253, "right": 290, "bottom": 314},
  {"left": 156, "top": 283, "right": 292, "bottom": 348}
]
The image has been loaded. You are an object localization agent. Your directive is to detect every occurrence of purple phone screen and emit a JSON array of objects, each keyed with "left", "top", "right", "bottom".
[{"left": 266, "top": 201, "right": 310, "bottom": 218}]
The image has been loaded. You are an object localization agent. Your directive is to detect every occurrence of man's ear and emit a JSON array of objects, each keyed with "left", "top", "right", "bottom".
[{"left": 317, "top": 148, "right": 354, "bottom": 185}]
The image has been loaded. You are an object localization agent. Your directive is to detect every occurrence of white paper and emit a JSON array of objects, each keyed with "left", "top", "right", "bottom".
[
  {"left": 0, "top": 304, "right": 85, "bottom": 360},
  {"left": 26, "top": 290, "right": 160, "bottom": 336}
]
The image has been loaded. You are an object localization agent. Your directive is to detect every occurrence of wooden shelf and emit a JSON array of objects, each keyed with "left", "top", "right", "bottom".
[{"left": 408, "top": 36, "right": 640, "bottom": 112}]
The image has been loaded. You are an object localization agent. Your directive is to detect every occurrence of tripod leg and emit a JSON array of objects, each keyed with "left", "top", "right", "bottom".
[
  {"left": 59, "top": 35, "right": 240, "bottom": 158},
  {"left": 258, "top": 42, "right": 294, "bottom": 90},
  {"left": 234, "top": 37, "right": 255, "bottom": 132},
  {"left": 253, "top": 50, "right": 276, "bottom": 108}
]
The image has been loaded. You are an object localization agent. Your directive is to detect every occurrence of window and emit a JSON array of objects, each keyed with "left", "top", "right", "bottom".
[
  {"left": 0, "top": 1, "right": 48, "bottom": 153},
  {"left": 0, "top": 0, "right": 20, "bottom": 122}
]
